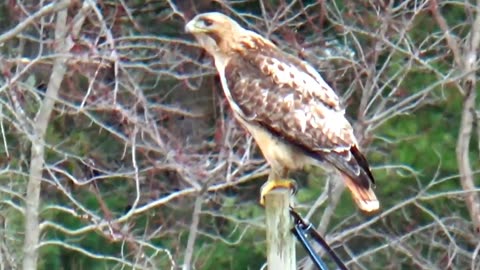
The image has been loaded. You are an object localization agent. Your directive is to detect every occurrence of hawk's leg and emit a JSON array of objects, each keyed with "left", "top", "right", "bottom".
[{"left": 260, "top": 169, "right": 297, "bottom": 205}]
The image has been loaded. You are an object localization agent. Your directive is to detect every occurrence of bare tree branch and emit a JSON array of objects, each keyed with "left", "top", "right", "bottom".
[
  {"left": 21, "top": 1, "right": 93, "bottom": 269},
  {"left": 429, "top": 0, "right": 463, "bottom": 67},
  {"left": 182, "top": 194, "right": 203, "bottom": 270},
  {"left": 0, "top": 0, "right": 71, "bottom": 45},
  {"left": 22, "top": 6, "right": 70, "bottom": 269}
]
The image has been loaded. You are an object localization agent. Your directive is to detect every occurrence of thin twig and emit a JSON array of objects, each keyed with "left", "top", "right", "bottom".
[
  {"left": 182, "top": 194, "right": 203, "bottom": 270},
  {"left": 429, "top": 0, "right": 463, "bottom": 67},
  {"left": 0, "top": 0, "right": 71, "bottom": 45}
]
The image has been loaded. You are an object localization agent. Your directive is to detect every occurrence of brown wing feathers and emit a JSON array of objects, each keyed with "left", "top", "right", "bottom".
[{"left": 225, "top": 49, "right": 379, "bottom": 211}]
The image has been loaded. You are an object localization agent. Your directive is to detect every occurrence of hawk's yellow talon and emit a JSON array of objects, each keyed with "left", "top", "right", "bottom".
[{"left": 260, "top": 179, "right": 297, "bottom": 206}]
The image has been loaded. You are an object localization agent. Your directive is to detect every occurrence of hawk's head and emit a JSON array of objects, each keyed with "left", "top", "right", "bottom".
[{"left": 185, "top": 12, "right": 245, "bottom": 56}]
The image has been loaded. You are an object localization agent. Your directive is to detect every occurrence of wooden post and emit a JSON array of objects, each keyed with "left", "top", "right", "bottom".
[{"left": 265, "top": 188, "right": 296, "bottom": 270}]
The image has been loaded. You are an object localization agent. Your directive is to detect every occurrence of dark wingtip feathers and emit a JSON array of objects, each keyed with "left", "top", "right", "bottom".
[{"left": 350, "top": 145, "right": 375, "bottom": 185}]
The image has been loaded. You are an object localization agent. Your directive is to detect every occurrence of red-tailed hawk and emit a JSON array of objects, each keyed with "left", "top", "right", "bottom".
[{"left": 185, "top": 12, "right": 379, "bottom": 212}]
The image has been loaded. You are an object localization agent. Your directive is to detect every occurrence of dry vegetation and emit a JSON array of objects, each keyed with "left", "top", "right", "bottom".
[{"left": 0, "top": 1, "right": 478, "bottom": 269}]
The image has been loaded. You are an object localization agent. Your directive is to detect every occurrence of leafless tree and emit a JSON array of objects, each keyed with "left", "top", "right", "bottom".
[{"left": 0, "top": 1, "right": 478, "bottom": 269}]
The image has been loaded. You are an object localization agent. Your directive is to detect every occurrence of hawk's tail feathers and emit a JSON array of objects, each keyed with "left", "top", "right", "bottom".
[{"left": 343, "top": 175, "right": 379, "bottom": 212}]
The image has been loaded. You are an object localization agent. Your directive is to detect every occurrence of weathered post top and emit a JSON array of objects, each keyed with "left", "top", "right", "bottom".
[{"left": 264, "top": 188, "right": 296, "bottom": 270}]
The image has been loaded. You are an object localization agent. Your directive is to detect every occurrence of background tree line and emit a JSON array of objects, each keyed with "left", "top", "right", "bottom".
[{"left": 0, "top": 0, "right": 478, "bottom": 269}]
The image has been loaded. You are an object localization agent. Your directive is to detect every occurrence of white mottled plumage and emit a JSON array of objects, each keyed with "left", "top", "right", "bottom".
[{"left": 259, "top": 56, "right": 342, "bottom": 111}]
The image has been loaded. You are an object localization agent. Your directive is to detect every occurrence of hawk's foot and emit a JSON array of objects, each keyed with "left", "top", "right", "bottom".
[{"left": 260, "top": 179, "right": 297, "bottom": 206}]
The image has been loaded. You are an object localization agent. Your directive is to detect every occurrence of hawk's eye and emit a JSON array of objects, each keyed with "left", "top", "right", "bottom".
[{"left": 201, "top": 18, "right": 214, "bottom": 27}]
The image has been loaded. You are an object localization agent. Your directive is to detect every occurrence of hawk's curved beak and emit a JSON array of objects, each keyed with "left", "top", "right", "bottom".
[{"left": 185, "top": 20, "right": 201, "bottom": 34}]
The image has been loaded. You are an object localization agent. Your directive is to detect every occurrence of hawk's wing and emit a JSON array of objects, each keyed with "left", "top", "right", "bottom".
[{"left": 224, "top": 47, "right": 375, "bottom": 190}]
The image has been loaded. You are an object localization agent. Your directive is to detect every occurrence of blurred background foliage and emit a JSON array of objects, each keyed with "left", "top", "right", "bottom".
[{"left": 0, "top": 0, "right": 478, "bottom": 269}]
